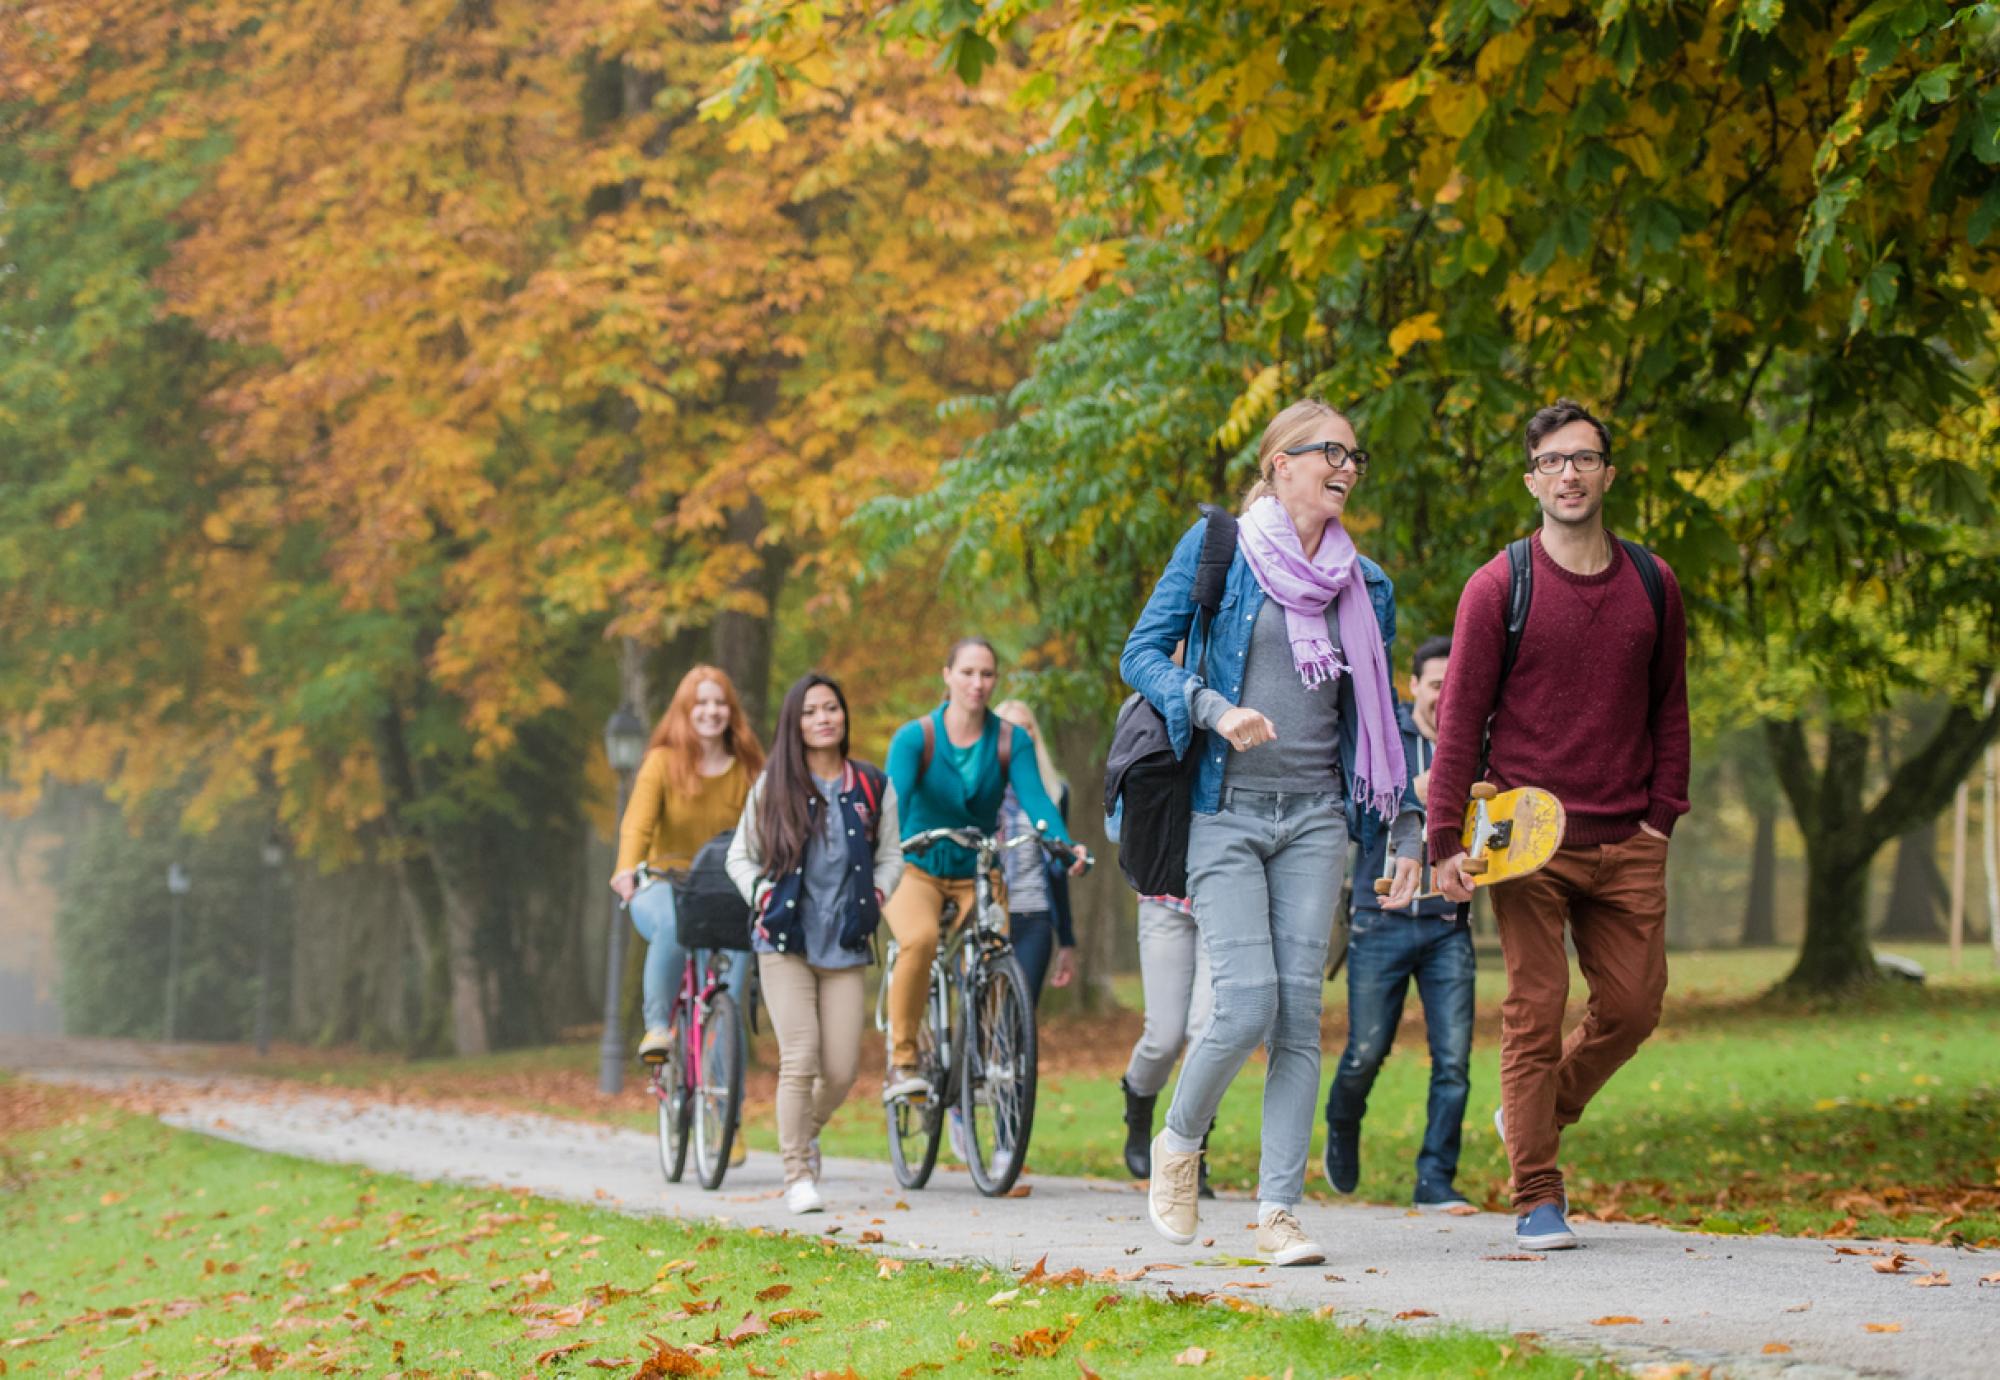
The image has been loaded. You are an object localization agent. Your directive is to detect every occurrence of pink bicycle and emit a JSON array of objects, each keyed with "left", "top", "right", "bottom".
[{"left": 630, "top": 863, "right": 748, "bottom": 1191}]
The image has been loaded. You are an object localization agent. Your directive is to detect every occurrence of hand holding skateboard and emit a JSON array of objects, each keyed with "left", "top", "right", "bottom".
[{"left": 1373, "top": 781, "right": 1566, "bottom": 905}]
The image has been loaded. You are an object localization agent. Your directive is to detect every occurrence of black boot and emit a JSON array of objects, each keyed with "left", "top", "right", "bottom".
[
  {"left": 1198, "top": 1125, "right": 1216, "bottom": 1199},
  {"left": 1121, "top": 1079, "right": 1157, "bottom": 1179}
]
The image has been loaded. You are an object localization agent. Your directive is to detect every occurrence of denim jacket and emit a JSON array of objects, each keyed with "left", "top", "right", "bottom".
[{"left": 1119, "top": 516, "right": 1398, "bottom": 819}]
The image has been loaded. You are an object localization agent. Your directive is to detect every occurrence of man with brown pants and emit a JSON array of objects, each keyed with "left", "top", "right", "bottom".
[{"left": 1429, "top": 399, "right": 1689, "bottom": 1251}]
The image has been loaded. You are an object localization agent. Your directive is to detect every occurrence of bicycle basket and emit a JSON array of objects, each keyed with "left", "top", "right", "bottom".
[{"left": 672, "top": 830, "right": 752, "bottom": 951}]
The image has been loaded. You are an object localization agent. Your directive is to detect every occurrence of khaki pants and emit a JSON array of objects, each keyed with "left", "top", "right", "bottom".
[
  {"left": 1490, "top": 830, "right": 1670, "bottom": 1212},
  {"left": 883, "top": 865, "right": 1002, "bottom": 1069},
  {"left": 757, "top": 952, "right": 867, "bottom": 1187}
]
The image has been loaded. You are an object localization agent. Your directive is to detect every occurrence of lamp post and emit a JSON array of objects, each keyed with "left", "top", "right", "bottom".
[
  {"left": 256, "top": 834, "right": 284, "bottom": 1056},
  {"left": 598, "top": 704, "right": 649, "bottom": 1095},
  {"left": 164, "top": 862, "right": 191, "bottom": 1042}
]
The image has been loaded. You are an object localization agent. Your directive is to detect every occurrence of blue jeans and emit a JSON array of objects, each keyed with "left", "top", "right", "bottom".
[
  {"left": 1325, "top": 910, "right": 1475, "bottom": 1193},
  {"left": 1166, "top": 788, "right": 1348, "bottom": 1208},
  {"left": 628, "top": 883, "right": 750, "bottom": 1032},
  {"left": 1009, "top": 910, "right": 1056, "bottom": 1007}
]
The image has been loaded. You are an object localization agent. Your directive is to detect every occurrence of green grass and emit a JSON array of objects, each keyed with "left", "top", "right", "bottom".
[
  {"left": 185, "top": 944, "right": 2000, "bottom": 1245},
  {"left": 0, "top": 1087, "right": 1613, "bottom": 1378}
]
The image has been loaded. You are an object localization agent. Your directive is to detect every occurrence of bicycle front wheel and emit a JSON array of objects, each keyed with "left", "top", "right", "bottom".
[
  {"left": 692, "top": 990, "right": 745, "bottom": 1190},
  {"left": 885, "top": 989, "right": 943, "bottom": 1191},
  {"left": 658, "top": 1009, "right": 693, "bottom": 1185},
  {"left": 961, "top": 952, "right": 1037, "bottom": 1197}
]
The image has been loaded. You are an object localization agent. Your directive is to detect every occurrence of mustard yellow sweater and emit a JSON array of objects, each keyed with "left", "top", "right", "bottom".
[{"left": 615, "top": 751, "right": 748, "bottom": 873}]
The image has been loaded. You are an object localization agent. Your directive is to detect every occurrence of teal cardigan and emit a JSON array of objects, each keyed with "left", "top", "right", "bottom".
[{"left": 885, "top": 707, "right": 1073, "bottom": 878}]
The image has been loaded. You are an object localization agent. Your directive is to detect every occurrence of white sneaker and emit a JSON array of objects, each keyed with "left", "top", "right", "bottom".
[
  {"left": 1146, "top": 1131, "right": 1201, "bottom": 1245},
  {"left": 1255, "top": 1208, "right": 1326, "bottom": 1267},
  {"left": 883, "top": 1066, "right": 932, "bottom": 1102},
  {"left": 785, "top": 1179, "right": 825, "bottom": 1214}
]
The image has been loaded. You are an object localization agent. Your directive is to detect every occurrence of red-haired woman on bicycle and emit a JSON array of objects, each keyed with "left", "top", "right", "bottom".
[
  {"left": 610, "top": 665, "right": 765, "bottom": 1062},
  {"left": 726, "top": 673, "right": 902, "bottom": 1213}
]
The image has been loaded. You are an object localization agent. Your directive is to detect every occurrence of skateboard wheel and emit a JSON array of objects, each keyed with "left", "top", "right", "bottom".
[
  {"left": 1373, "top": 878, "right": 1392, "bottom": 896},
  {"left": 1462, "top": 856, "right": 1489, "bottom": 876},
  {"left": 1470, "top": 782, "right": 1499, "bottom": 801}
]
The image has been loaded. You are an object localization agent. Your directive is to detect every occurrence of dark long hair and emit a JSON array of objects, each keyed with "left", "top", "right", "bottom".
[{"left": 756, "top": 672, "right": 851, "bottom": 881}]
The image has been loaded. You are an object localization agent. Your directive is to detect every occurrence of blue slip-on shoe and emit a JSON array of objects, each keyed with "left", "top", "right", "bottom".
[
  {"left": 1514, "top": 1200, "right": 1579, "bottom": 1250},
  {"left": 1413, "top": 1182, "right": 1472, "bottom": 1212},
  {"left": 1322, "top": 1120, "right": 1360, "bottom": 1194}
]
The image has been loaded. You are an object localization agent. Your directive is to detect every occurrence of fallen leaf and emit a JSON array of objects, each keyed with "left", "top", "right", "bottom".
[
  {"left": 1762, "top": 1343, "right": 1792, "bottom": 1355},
  {"left": 1174, "top": 1346, "right": 1209, "bottom": 1366},
  {"left": 768, "top": 1310, "right": 822, "bottom": 1328},
  {"left": 1483, "top": 1254, "right": 1545, "bottom": 1262},
  {"left": 755, "top": 1284, "right": 793, "bottom": 1303},
  {"left": 534, "top": 1341, "right": 594, "bottom": 1366},
  {"left": 246, "top": 1342, "right": 285, "bottom": 1373},
  {"left": 1077, "top": 1359, "right": 1103, "bottom": 1380},
  {"left": 724, "top": 1313, "right": 769, "bottom": 1348},
  {"left": 1913, "top": 1272, "right": 1949, "bottom": 1288},
  {"left": 631, "top": 1342, "right": 703, "bottom": 1378},
  {"left": 1009, "top": 1323, "right": 1076, "bottom": 1358},
  {"left": 1396, "top": 1309, "right": 1437, "bottom": 1321},
  {"left": 1440, "top": 1203, "right": 1478, "bottom": 1216},
  {"left": 1019, "top": 1255, "right": 1049, "bottom": 1284},
  {"left": 986, "top": 1289, "right": 1020, "bottom": 1308},
  {"left": 876, "top": 1259, "right": 905, "bottom": 1279},
  {"left": 858, "top": 1231, "right": 884, "bottom": 1245},
  {"left": 1872, "top": 1253, "right": 1915, "bottom": 1275},
  {"left": 1590, "top": 1316, "right": 1642, "bottom": 1326},
  {"left": 1864, "top": 1323, "right": 1903, "bottom": 1334},
  {"left": 1980, "top": 1272, "right": 2000, "bottom": 1287},
  {"left": 898, "top": 1365, "right": 944, "bottom": 1379},
  {"left": 1006, "top": 1186, "right": 1033, "bottom": 1198}
]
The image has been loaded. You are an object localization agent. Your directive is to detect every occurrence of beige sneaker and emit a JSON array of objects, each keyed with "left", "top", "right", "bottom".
[
  {"left": 1255, "top": 1208, "right": 1325, "bottom": 1266},
  {"left": 637, "top": 1026, "right": 675, "bottom": 1064},
  {"left": 1147, "top": 1131, "right": 1201, "bottom": 1244},
  {"left": 730, "top": 1134, "right": 748, "bottom": 1168}
]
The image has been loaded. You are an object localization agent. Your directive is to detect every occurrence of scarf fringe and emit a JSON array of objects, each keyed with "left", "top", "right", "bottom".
[{"left": 1292, "top": 638, "right": 1348, "bottom": 691}]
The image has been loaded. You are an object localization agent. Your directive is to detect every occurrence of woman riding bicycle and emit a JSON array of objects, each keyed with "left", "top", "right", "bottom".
[
  {"left": 609, "top": 665, "right": 765, "bottom": 1063},
  {"left": 1122, "top": 398, "right": 1422, "bottom": 1266},
  {"left": 881, "top": 638, "right": 1086, "bottom": 1102},
  {"left": 725, "top": 673, "right": 902, "bottom": 1215}
]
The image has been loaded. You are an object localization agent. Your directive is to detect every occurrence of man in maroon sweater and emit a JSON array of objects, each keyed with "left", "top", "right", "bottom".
[{"left": 1430, "top": 399, "right": 1690, "bottom": 1251}]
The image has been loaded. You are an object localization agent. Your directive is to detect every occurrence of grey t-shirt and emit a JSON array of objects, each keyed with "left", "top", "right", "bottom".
[
  {"left": 1194, "top": 597, "right": 1421, "bottom": 861},
  {"left": 796, "top": 773, "right": 867, "bottom": 969}
]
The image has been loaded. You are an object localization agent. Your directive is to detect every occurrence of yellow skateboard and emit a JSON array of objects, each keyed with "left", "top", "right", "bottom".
[{"left": 1374, "top": 782, "right": 1566, "bottom": 902}]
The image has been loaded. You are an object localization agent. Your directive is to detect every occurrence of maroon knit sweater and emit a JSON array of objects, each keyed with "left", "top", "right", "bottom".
[{"left": 1427, "top": 531, "right": 1691, "bottom": 863}]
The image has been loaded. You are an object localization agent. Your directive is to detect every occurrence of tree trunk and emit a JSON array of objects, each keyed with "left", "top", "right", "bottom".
[
  {"left": 710, "top": 499, "right": 787, "bottom": 736},
  {"left": 435, "top": 861, "right": 491, "bottom": 1055},
  {"left": 1740, "top": 804, "right": 1778, "bottom": 946},
  {"left": 1878, "top": 816, "right": 1946, "bottom": 941},
  {"left": 1766, "top": 689, "right": 2000, "bottom": 995}
]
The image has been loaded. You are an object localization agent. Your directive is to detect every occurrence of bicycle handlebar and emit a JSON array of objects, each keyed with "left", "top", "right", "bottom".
[{"left": 900, "top": 827, "right": 1094, "bottom": 873}]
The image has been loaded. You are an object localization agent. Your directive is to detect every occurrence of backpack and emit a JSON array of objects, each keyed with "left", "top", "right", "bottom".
[
  {"left": 673, "top": 830, "right": 753, "bottom": 951},
  {"left": 1104, "top": 505, "right": 1240, "bottom": 897}
]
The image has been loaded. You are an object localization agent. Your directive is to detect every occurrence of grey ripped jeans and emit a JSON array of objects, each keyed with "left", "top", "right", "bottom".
[
  {"left": 1122, "top": 899, "right": 1214, "bottom": 1098},
  {"left": 1164, "top": 788, "right": 1348, "bottom": 1208}
]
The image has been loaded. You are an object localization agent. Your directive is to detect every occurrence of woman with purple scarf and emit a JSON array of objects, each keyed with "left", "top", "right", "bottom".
[{"left": 1119, "top": 398, "right": 1423, "bottom": 1265}]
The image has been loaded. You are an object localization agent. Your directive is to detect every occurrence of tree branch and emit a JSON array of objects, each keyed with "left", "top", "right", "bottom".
[
  {"left": 1763, "top": 717, "right": 1818, "bottom": 826},
  {"left": 1859, "top": 677, "right": 2000, "bottom": 856}
]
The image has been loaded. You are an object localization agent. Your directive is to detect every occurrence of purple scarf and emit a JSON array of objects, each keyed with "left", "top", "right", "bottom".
[{"left": 1237, "top": 495, "right": 1407, "bottom": 822}]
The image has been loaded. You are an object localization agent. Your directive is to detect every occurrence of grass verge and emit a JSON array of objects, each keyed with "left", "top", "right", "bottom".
[{"left": 0, "top": 1080, "right": 1612, "bottom": 1378}]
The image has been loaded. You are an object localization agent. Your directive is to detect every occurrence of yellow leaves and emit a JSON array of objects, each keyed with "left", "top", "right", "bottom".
[
  {"left": 1044, "top": 241, "right": 1126, "bottom": 301},
  {"left": 726, "top": 112, "right": 788, "bottom": 154},
  {"left": 1476, "top": 29, "right": 1535, "bottom": 81},
  {"left": 1388, "top": 312, "right": 1444, "bottom": 360},
  {"left": 1214, "top": 364, "right": 1282, "bottom": 451},
  {"left": 1428, "top": 83, "right": 1487, "bottom": 140}
]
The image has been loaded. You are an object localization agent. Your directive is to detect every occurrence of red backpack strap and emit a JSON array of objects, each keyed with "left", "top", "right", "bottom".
[
  {"left": 998, "top": 720, "right": 1013, "bottom": 779},
  {"left": 919, "top": 714, "right": 935, "bottom": 790}
]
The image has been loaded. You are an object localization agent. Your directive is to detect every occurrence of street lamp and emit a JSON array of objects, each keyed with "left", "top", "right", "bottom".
[
  {"left": 164, "top": 862, "right": 191, "bottom": 1042},
  {"left": 598, "top": 704, "right": 649, "bottom": 1095},
  {"left": 256, "top": 834, "right": 284, "bottom": 1056}
]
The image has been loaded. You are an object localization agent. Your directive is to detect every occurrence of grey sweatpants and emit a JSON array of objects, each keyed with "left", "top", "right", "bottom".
[{"left": 1122, "top": 900, "right": 1214, "bottom": 1098}]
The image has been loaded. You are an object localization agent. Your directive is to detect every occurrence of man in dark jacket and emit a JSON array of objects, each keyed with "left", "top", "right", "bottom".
[{"left": 1323, "top": 635, "right": 1474, "bottom": 1210}]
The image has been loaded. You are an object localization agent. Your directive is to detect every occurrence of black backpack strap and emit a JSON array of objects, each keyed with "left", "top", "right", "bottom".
[
  {"left": 1619, "top": 538, "right": 1666, "bottom": 641},
  {"left": 1497, "top": 536, "right": 1535, "bottom": 689},
  {"left": 1192, "top": 504, "right": 1239, "bottom": 613}
]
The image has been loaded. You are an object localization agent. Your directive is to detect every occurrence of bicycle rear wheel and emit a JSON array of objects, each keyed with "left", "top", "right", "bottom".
[
  {"left": 657, "top": 1007, "right": 693, "bottom": 1184},
  {"left": 885, "top": 992, "right": 943, "bottom": 1191},
  {"left": 693, "top": 990, "right": 744, "bottom": 1190},
  {"left": 961, "top": 952, "right": 1037, "bottom": 1197}
]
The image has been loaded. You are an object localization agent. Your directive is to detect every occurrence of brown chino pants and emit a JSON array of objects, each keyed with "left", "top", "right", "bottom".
[
  {"left": 883, "top": 865, "right": 1004, "bottom": 1071},
  {"left": 1490, "top": 829, "right": 1669, "bottom": 1213}
]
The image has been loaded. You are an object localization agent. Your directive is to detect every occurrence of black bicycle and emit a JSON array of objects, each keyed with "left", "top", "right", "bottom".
[{"left": 875, "top": 826, "right": 1086, "bottom": 1196}]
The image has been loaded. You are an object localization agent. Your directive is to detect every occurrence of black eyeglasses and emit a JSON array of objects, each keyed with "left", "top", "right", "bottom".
[
  {"left": 1530, "top": 449, "right": 1607, "bottom": 475},
  {"left": 1281, "top": 440, "right": 1370, "bottom": 478}
]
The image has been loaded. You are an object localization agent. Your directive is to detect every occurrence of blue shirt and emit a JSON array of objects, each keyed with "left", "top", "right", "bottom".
[{"left": 886, "top": 708, "right": 1073, "bottom": 878}]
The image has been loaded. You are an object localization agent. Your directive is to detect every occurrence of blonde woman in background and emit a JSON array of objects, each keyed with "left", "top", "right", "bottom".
[{"left": 993, "top": 699, "right": 1076, "bottom": 1005}]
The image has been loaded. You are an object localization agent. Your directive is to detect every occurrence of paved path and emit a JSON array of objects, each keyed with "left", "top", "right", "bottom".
[{"left": 21, "top": 1065, "right": 1998, "bottom": 1379}]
